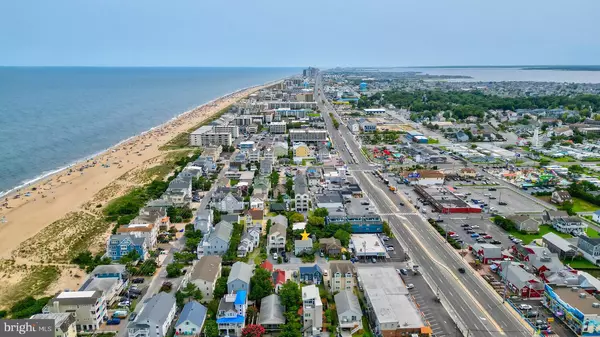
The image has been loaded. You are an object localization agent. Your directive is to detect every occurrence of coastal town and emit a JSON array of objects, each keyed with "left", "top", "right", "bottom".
[{"left": 6, "top": 66, "right": 600, "bottom": 337}]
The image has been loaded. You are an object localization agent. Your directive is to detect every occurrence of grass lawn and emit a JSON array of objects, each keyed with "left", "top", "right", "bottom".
[
  {"left": 572, "top": 197, "right": 600, "bottom": 213},
  {"left": 587, "top": 227, "right": 600, "bottom": 238},
  {"left": 554, "top": 156, "right": 576, "bottom": 163},
  {"left": 562, "top": 257, "right": 600, "bottom": 270},
  {"left": 508, "top": 225, "right": 571, "bottom": 245}
]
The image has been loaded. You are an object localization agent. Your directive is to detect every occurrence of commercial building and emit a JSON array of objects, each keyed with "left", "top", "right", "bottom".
[
  {"left": 239, "top": 141, "right": 255, "bottom": 150},
  {"left": 128, "top": 292, "right": 177, "bottom": 337},
  {"left": 325, "top": 197, "right": 383, "bottom": 233},
  {"left": 350, "top": 234, "right": 387, "bottom": 258},
  {"left": 302, "top": 285, "right": 323, "bottom": 337},
  {"left": 289, "top": 129, "right": 328, "bottom": 143},
  {"left": 363, "top": 108, "right": 386, "bottom": 114},
  {"left": 543, "top": 284, "right": 600, "bottom": 336},
  {"left": 269, "top": 121, "right": 287, "bottom": 134},
  {"left": 401, "top": 170, "right": 445, "bottom": 186},
  {"left": 413, "top": 185, "right": 482, "bottom": 214},
  {"left": 357, "top": 266, "right": 432, "bottom": 337},
  {"left": 44, "top": 291, "right": 107, "bottom": 331},
  {"left": 274, "top": 108, "right": 311, "bottom": 119}
]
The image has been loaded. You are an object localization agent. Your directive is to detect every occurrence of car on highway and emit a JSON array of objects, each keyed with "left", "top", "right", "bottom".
[
  {"left": 471, "top": 233, "right": 480, "bottom": 238},
  {"left": 519, "top": 304, "right": 533, "bottom": 310}
]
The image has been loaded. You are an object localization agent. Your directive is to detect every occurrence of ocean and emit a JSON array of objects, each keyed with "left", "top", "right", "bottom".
[
  {"left": 0, "top": 67, "right": 300, "bottom": 196},
  {"left": 397, "top": 67, "right": 600, "bottom": 83}
]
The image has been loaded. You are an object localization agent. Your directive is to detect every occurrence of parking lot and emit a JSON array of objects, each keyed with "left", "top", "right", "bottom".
[{"left": 510, "top": 298, "right": 577, "bottom": 337}]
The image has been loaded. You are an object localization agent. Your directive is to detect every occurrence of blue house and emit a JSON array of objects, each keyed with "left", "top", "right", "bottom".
[
  {"left": 90, "top": 264, "right": 128, "bottom": 281},
  {"left": 106, "top": 234, "right": 147, "bottom": 261},
  {"left": 175, "top": 301, "right": 207, "bottom": 335},
  {"left": 299, "top": 264, "right": 323, "bottom": 285}
]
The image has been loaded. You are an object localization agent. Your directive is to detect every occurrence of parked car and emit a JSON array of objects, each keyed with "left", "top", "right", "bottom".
[
  {"left": 478, "top": 232, "right": 487, "bottom": 236},
  {"left": 499, "top": 201, "right": 508, "bottom": 205},
  {"left": 471, "top": 225, "right": 480, "bottom": 229},
  {"left": 118, "top": 301, "right": 130, "bottom": 308},
  {"left": 407, "top": 284, "right": 415, "bottom": 290},
  {"left": 523, "top": 311, "right": 538, "bottom": 318},
  {"left": 467, "top": 230, "right": 475, "bottom": 234},
  {"left": 476, "top": 238, "right": 486, "bottom": 243},
  {"left": 484, "top": 235, "right": 493, "bottom": 239},
  {"left": 129, "top": 312, "right": 137, "bottom": 321},
  {"left": 471, "top": 233, "right": 480, "bottom": 238},
  {"left": 519, "top": 304, "right": 533, "bottom": 310},
  {"left": 490, "top": 240, "right": 502, "bottom": 245},
  {"left": 106, "top": 318, "right": 121, "bottom": 325},
  {"left": 399, "top": 268, "right": 408, "bottom": 275},
  {"left": 386, "top": 246, "right": 395, "bottom": 251},
  {"left": 132, "top": 278, "right": 144, "bottom": 284},
  {"left": 399, "top": 202, "right": 405, "bottom": 206},
  {"left": 461, "top": 224, "right": 470, "bottom": 227}
]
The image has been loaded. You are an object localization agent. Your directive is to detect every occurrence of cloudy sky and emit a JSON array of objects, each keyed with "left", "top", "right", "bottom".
[{"left": 1, "top": 0, "right": 599, "bottom": 67}]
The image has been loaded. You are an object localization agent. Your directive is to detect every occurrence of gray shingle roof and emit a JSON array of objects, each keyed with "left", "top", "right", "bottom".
[
  {"left": 294, "top": 173, "right": 308, "bottom": 195},
  {"left": 212, "top": 221, "right": 233, "bottom": 242},
  {"left": 334, "top": 290, "right": 361, "bottom": 317},
  {"left": 90, "top": 264, "right": 126, "bottom": 276},
  {"left": 258, "top": 294, "right": 285, "bottom": 325},
  {"left": 130, "top": 292, "right": 175, "bottom": 337},
  {"left": 191, "top": 256, "right": 222, "bottom": 282},
  {"left": 228, "top": 262, "right": 253, "bottom": 285},
  {"left": 175, "top": 301, "right": 207, "bottom": 329}
]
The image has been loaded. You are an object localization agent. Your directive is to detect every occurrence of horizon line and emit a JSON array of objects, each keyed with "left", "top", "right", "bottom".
[{"left": 2, "top": 64, "right": 600, "bottom": 69}]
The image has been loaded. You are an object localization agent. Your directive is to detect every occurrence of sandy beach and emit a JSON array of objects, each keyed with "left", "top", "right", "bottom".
[{"left": 0, "top": 81, "right": 273, "bottom": 261}]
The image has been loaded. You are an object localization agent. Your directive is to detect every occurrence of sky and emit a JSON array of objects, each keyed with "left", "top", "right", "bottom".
[{"left": 1, "top": 0, "right": 600, "bottom": 67}]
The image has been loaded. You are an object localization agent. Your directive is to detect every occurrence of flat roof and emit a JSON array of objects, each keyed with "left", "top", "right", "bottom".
[
  {"left": 350, "top": 234, "right": 386, "bottom": 256},
  {"left": 553, "top": 287, "right": 600, "bottom": 315},
  {"left": 347, "top": 198, "right": 379, "bottom": 216},
  {"left": 357, "top": 266, "right": 426, "bottom": 329},
  {"left": 57, "top": 291, "right": 98, "bottom": 299}
]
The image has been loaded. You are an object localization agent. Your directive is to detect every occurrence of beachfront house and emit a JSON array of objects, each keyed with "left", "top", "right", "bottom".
[
  {"left": 163, "top": 176, "right": 193, "bottom": 207},
  {"left": 44, "top": 291, "right": 107, "bottom": 332},
  {"left": 106, "top": 234, "right": 148, "bottom": 261},
  {"left": 78, "top": 265, "right": 128, "bottom": 305},
  {"left": 116, "top": 221, "right": 159, "bottom": 249}
]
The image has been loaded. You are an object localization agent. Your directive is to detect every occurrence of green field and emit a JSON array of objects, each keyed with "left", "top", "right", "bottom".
[
  {"left": 507, "top": 225, "right": 571, "bottom": 244},
  {"left": 587, "top": 227, "right": 600, "bottom": 238},
  {"left": 572, "top": 197, "right": 600, "bottom": 213},
  {"left": 562, "top": 257, "right": 600, "bottom": 270},
  {"left": 554, "top": 156, "right": 576, "bottom": 163}
]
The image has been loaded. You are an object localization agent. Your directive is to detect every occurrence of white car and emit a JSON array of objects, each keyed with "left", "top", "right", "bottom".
[
  {"left": 407, "top": 284, "right": 415, "bottom": 290},
  {"left": 471, "top": 225, "right": 480, "bottom": 229},
  {"left": 519, "top": 304, "right": 533, "bottom": 311},
  {"left": 118, "top": 301, "right": 130, "bottom": 307},
  {"left": 386, "top": 246, "right": 395, "bottom": 251}
]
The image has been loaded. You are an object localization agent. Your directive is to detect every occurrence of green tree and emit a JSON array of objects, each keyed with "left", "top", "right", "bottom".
[
  {"left": 119, "top": 249, "right": 141, "bottom": 264},
  {"left": 279, "top": 281, "right": 301, "bottom": 311},
  {"left": 203, "top": 320, "right": 219, "bottom": 337},
  {"left": 287, "top": 212, "right": 305, "bottom": 224},
  {"left": 307, "top": 216, "right": 325, "bottom": 228},
  {"left": 166, "top": 263, "right": 183, "bottom": 278},
  {"left": 138, "top": 259, "right": 158, "bottom": 276},
  {"left": 334, "top": 229, "right": 351, "bottom": 246},
  {"left": 313, "top": 208, "right": 329, "bottom": 217},
  {"left": 213, "top": 277, "right": 228, "bottom": 299},
  {"left": 249, "top": 267, "right": 275, "bottom": 301}
]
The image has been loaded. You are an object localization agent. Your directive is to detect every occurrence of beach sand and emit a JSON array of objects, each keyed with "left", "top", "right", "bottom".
[{"left": 0, "top": 82, "right": 272, "bottom": 263}]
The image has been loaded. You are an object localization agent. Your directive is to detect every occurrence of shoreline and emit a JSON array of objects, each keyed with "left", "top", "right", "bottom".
[
  {"left": 0, "top": 79, "right": 278, "bottom": 201},
  {"left": 0, "top": 77, "right": 284, "bottom": 259}
]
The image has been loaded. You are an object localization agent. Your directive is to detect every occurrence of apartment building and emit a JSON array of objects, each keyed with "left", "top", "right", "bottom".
[
  {"left": 329, "top": 261, "right": 355, "bottom": 293},
  {"left": 44, "top": 291, "right": 107, "bottom": 331},
  {"left": 294, "top": 173, "right": 309, "bottom": 212},
  {"left": 269, "top": 122, "right": 287, "bottom": 134},
  {"left": 289, "top": 129, "right": 328, "bottom": 143},
  {"left": 213, "top": 125, "right": 240, "bottom": 138}
]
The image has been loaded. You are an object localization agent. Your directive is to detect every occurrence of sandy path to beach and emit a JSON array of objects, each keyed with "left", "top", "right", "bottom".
[{"left": 0, "top": 83, "right": 269, "bottom": 259}]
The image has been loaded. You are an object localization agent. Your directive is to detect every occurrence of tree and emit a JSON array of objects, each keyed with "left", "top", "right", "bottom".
[
  {"left": 119, "top": 249, "right": 141, "bottom": 264},
  {"left": 213, "top": 277, "right": 228, "bottom": 299},
  {"left": 138, "top": 259, "right": 158, "bottom": 276},
  {"left": 241, "top": 324, "right": 266, "bottom": 337},
  {"left": 280, "top": 312, "right": 302, "bottom": 337},
  {"left": 569, "top": 165, "right": 585, "bottom": 175},
  {"left": 334, "top": 229, "right": 351, "bottom": 246},
  {"left": 166, "top": 263, "right": 183, "bottom": 278},
  {"left": 203, "top": 320, "right": 219, "bottom": 337},
  {"left": 307, "top": 215, "right": 325, "bottom": 227},
  {"left": 287, "top": 212, "right": 305, "bottom": 224},
  {"left": 279, "top": 281, "right": 301, "bottom": 311},
  {"left": 313, "top": 208, "right": 329, "bottom": 217},
  {"left": 249, "top": 267, "right": 275, "bottom": 301}
]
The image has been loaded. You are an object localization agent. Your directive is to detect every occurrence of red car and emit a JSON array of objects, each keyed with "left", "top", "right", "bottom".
[
  {"left": 448, "top": 231, "right": 456, "bottom": 236},
  {"left": 484, "top": 235, "right": 493, "bottom": 239}
]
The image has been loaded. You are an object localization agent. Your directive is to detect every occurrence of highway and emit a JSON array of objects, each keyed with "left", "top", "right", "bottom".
[{"left": 316, "top": 74, "right": 533, "bottom": 337}]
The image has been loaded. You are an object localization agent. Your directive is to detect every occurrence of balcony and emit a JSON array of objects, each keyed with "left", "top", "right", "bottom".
[
  {"left": 128, "top": 328, "right": 149, "bottom": 337},
  {"left": 339, "top": 321, "right": 359, "bottom": 329}
]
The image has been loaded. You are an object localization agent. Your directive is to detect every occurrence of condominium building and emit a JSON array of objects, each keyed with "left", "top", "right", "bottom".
[
  {"left": 294, "top": 173, "right": 309, "bottom": 212},
  {"left": 290, "top": 129, "right": 328, "bottom": 143},
  {"left": 189, "top": 126, "right": 214, "bottom": 146},
  {"left": 44, "top": 291, "right": 107, "bottom": 331},
  {"left": 265, "top": 101, "right": 318, "bottom": 110},
  {"left": 213, "top": 125, "right": 240, "bottom": 138},
  {"left": 200, "top": 132, "right": 232, "bottom": 147},
  {"left": 302, "top": 285, "right": 323, "bottom": 337},
  {"left": 269, "top": 121, "right": 287, "bottom": 134},
  {"left": 329, "top": 261, "right": 355, "bottom": 293}
]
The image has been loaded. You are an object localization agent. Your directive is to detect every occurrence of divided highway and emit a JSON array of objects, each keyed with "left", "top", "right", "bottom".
[{"left": 316, "top": 74, "right": 533, "bottom": 337}]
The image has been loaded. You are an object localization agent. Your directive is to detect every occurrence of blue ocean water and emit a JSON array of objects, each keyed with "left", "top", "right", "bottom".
[{"left": 0, "top": 67, "right": 300, "bottom": 195}]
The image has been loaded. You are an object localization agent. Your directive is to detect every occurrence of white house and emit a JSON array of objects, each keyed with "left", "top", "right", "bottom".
[
  {"left": 127, "top": 292, "right": 176, "bottom": 337},
  {"left": 267, "top": 223, "right": 287, "bottom": 253},
  {"left": 302, "top": 285, "right": 323, "bottom": 336},
  {"left": 190, "top": 256, "right": 222, "bottom": 300},
  {"left": 44, "top": 291, "right": 107, "bottom": 331},
  {"left": 250, "top": 197, "right": 265, "bottom": 210},
  {"left": 116, "top": 222, "right": 158, "bottom": 249},
  {"left": 335, "top": 290, "right": 363, "bottom": 334}
]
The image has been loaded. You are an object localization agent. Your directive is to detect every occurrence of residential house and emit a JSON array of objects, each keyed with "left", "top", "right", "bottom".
[
  {"left": 543, "top": 210, "right": 587, "bottom": 235},
  {"left": 197, "top": 221, "right": 233, "bottom": 257},
  {"left": 258, "top": 294, "right": 286, "bottom": 331},
  {"left": 30, "top": 313, "right": 77, "bottom": 337},
  {"left": 270, "top": 202, "right": 286, "bottom": 213},
  {"left": 222, "top": 214, "right": 240, "bottom": 224},
  {"left": 227, "top": 262, "right": 253, "bottom": 294},
  {"left": 174, "top": 301, "right": 207, "bottom": 337},
  {"left": 106, "top": 234, "right": 148, "bottom": 261},
  {"left": 542, "top": 232, "right": 578, "bottom": 260},
  {"left": 577, "top": 236, "right": 600, "bottom": 265},
  {"left": 497, "top": 261, "right": 544, "bottom": 298},
  {"left": 127, "top": 292, "right": 176, "bottom": 337},
  {"left": 294, "top": 173, "right": 310, "bottom": 212},
  {"left": 319, "top": 237, "right": 343, "bottom": 256},
  {"left": 260, "top": 260, "right": 274, "bottom": 272},
  {"left": 329, "top": 261, "right": 355, "bottom": 293},
  {"left": 267, "top": 223, "right": 287, "bottom": 253},
  {"left": 260, "top": 158, "right": 273, "bottom": 175},
  {"left": 216, "top": 291, "right": 247, "bottom": 337},
  {"left": 44, "top": 291, "right": 107, "bottom": 331},
  {"left": 213, "top": 192, "right": 245, "bottom": 214},
  {"left": 293, "top": 142, "right": 310, "bottom": 157},
  {"left": 295, "top": 238, "right": 313, "bottom": 255},
  {"left": 272, "top": 270, "right": 286, "bottom": 293},
  {"left": 249, "top": 197, "right": 265, "bottom": 210},
  {"left": 471, "top": 243, "right": 504, "bottom": 264},
  {"left": 237, "top": 232, "right": 255, "bottom": 258},
  {"left": 135, "top": 206, "right": 170, "bottom": 230},
  {"left": 79, "top": 265, "right": 127, "bottom": 305},
  {"left": 244, "top": 208, "right": 264, "bottom": 228},
  {"left": 506, "top": 215, "right": 541, "bottom": 233},
  {"left": 299, "top": 264, "right": 322, "bottom": 285},
  {"left": 248, "top": 148, "right": 261, "bottom": 163},
  {"left": 190, "top": 256, "right": 222, "bottom": 300},
  {"left": 302, "top": 285, "right": 323, "bottom": 337},
  {"left": 194, "top": 209, "right": 213, "bottom": 235},
  {"left": 248, "top": 226, "right": 261, "bottom": 247},
  {"left": 117, "top": 221, "right": 159, "bottom": 249},
  {"left": 163, "top": 176, "right": 193, "bottom": 206},
  {"left": 268, "top": 214, "right": 288, "bottom": 227},
  {"left": 334, "top": 290, "right": 363, "bottom": 335},
  {"left": 456, "top": 131, "right": 469, "bottom": 142},
  {"left": 551, "top": 190, "right": 572, "bottom": 204}
]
